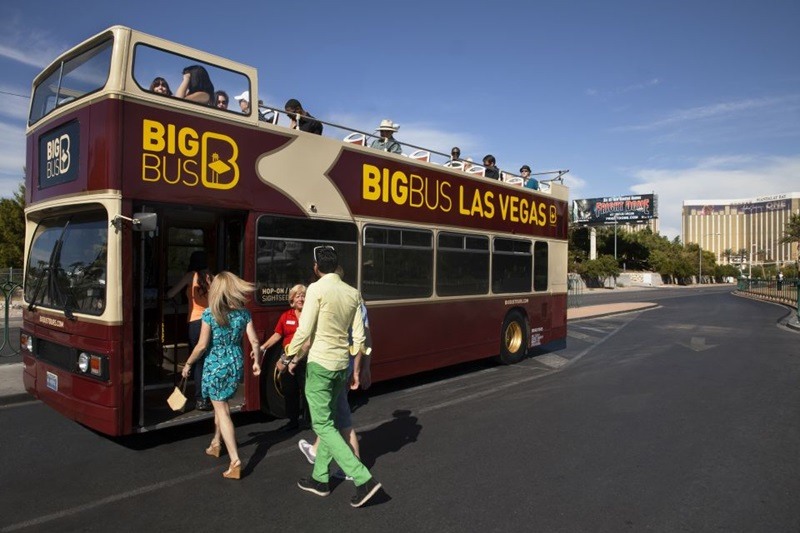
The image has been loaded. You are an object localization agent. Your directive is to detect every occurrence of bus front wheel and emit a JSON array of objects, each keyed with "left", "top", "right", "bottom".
[{"left": 497, "top": 311, "right": 528, "bottom": 365}]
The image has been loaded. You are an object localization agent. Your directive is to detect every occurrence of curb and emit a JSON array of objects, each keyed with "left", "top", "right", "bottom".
[
  {"left": 567, "top": 302, "right": 659, "bottom": 322},
  {"left": 0, "top": 392, "right": 34, "bottom": 407}
]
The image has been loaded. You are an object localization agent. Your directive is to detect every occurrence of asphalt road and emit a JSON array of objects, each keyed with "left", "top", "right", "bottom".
[{"left": 1, "top": 288, "right": 799, "bottom": 532}]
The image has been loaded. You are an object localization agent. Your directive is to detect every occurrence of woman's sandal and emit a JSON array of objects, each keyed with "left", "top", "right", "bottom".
[
  {"left": 205, "top": 440, "right": 222, "bottom": 458},
  {"left": 223, "top": 460, "right": 241, "bottom": 479}
]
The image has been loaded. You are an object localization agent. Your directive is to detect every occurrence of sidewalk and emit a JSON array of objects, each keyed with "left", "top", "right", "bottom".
[{"left": 0, "top": 301, "right": 661, "bottom": 406}]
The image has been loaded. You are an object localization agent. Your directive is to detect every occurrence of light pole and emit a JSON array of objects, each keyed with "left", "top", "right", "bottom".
[{"left": 699, "top": 232, "right": 720, "bottom": 284}]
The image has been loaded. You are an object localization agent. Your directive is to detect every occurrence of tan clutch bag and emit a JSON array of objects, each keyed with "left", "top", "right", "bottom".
[{"left": 167, "top": 377, "right": 188, "bottom": 412}]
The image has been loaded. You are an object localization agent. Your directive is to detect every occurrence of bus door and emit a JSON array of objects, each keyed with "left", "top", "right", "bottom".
[{"left": 132, "top": 205, "right": 246, "bottom": 430}]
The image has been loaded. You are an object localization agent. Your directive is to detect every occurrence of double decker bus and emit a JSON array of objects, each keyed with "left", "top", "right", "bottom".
[{"left": 21, "top": 26, "right": 570, "bottom": 436}]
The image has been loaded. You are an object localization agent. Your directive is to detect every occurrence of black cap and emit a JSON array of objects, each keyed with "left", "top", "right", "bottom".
[{"left": 520, "top": 165, "right": 531, "bottom": 172}]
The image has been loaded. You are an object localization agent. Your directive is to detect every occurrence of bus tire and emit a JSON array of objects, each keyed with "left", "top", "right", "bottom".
[
  {"left": 497, "top": 310, "right": 528, "bottom": 365},
  {"left": 261, "top": 346, "right": 287, "bottom": 418}
]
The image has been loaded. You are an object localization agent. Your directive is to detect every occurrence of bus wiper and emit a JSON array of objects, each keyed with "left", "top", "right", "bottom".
[{"left": 27, "top": 266, "right": 49, "bottom": 312}]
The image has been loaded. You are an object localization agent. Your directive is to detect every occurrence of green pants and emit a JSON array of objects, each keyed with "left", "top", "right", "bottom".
[{"left": 305, "top": 362, "right": 372, "bottom": 485}]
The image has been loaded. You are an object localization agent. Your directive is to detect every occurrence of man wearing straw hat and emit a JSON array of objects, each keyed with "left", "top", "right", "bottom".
[{"left": 370, "top": 119, "right": 402, "bottom": 154}]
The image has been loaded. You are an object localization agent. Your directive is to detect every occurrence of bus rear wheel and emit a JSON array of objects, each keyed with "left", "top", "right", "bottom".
[{"left": 497, "top": 311, "right": 528, "bottom": 365}]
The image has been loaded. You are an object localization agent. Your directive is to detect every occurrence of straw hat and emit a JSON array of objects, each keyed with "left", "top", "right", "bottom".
[{"left": 375, "top": 119, "right": 399, "bottom": 132}]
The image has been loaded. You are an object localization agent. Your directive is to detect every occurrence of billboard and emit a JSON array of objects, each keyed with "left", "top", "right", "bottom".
[{"left": 572, "top": 194, "right": 657, "bottom": 225}]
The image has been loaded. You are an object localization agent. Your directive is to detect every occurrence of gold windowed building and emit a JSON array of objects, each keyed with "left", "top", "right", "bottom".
[{"left": 682, "top": 193, "right": 800, "bottom": 267}]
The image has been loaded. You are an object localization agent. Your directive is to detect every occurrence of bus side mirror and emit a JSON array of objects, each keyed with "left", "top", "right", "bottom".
[{"left": 133, "top": 213, "right": 157, "bottom": 232}]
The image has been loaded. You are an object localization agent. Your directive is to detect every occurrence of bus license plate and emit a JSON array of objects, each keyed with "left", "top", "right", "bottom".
[{"left": 46, "top": 371, "right": 58, "bottom": 391}]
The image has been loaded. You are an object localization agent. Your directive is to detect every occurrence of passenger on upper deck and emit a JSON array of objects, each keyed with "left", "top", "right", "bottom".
[
  {"left": 521, "top": 165, "right": 539, "bottom": 190},
  {"left": 214, "top": 91, "right": 229, "bottom": 110},
  {"left": 370, "top": 119, "right": 402, "bottom": 154},
  {"left": 450, "top": 147, "right": 461, "bottom": 162},
  {"left": 176, "top": 65, "right": 214, "bottom": 105},
  {"left": 285, "top": 99, "right": 323, "bottom": 135},
  {"left": 149, "top": 77, "right": 172, "bottom": 96},
  {"left": 234, "top": 90, "right": 252, "bottom": 114},
  {"left": 482, "top": 154, "right": 500, "bottom": 180}
]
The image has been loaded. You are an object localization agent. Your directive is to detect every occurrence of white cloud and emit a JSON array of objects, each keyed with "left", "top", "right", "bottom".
[
  {"left": 616, "top": 95, "right": 800, "bottom": 133},
  {"left": 0, "top": 16, "right": 67, "bottom": 70},
  {"left": 630, "top": 154, "right": 800, "bottom": 240}
]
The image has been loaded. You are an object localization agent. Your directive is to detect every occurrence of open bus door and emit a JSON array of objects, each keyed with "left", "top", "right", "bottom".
[{"left": 131, "top": 205, "right": 247, "bottom": 431}]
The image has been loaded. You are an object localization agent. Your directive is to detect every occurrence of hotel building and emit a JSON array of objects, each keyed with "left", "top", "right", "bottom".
[{"left": 682, "top": 193, "right": 800, "bottom": 266}]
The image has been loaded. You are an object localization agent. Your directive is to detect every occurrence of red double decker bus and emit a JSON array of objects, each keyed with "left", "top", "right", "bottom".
[{"left": 21, "top": 26, "right": 570, "bottom": 436}]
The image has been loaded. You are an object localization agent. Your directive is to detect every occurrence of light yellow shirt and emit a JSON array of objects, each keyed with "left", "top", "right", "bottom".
[{"left": 286, "top": 273, "right": 366, "bottom": 371}]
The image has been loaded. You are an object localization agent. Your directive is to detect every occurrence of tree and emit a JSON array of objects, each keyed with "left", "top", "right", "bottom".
[
  {"left": 576, "top": 254, "right": 620, "bottom": 288},
  {"left": 780, "top": 213, "right": 800, "bottom": 245},
  {"left": 0, "top": 182, "right": 26, "bottom": 268}
]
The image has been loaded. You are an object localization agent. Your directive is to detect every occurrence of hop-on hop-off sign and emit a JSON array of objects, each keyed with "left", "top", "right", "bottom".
[{"left": 572, "top": 194, "right": 657, "bottom": 225}]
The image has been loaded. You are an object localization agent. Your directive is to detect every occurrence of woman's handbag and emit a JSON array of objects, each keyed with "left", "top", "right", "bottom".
[{"left": 167, "top": 377, "right": 188, "bottom": 412}]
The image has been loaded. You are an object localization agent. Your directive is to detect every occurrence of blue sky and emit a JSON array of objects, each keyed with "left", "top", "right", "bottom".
[{"left": 1, "top": 0, "right": 798, "bottom": 240}]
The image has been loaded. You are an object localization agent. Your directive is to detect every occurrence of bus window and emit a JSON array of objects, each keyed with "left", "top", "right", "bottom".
[
  {"left": 492, "top": 238, "right": 532, "bottom": 294},
  {"left": 255, "top": 216, "right": 358, "bottom": 305},
  {"left": 25, "top": 208, "right": 108, "bottom": 315},
  {"left": 132, "top": 44, "right": 251, "bottom": 115},
  {"left": 362, "top": 226, "right": 433, "bottom": 301},
  {"left": 533, "top": 241, "right": 548, "bottom": 291},
  {"left": 436, "top": 232, "right": 489, "bottom": 296},
  {"left": 29, "top": 38, "right": 113, "bottom": 125}
]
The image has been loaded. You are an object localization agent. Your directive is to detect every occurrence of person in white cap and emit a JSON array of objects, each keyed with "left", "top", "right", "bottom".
[
  {"left": 369, "top": 119, "right": 402, "bottom": 154},
  {"left": 234, "top": 90, "right": 251, "bottom": 114}
]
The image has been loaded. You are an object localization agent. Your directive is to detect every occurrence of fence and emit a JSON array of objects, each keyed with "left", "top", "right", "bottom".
[
  {"left": 1, "top": 268, "right": 23, "bottom": 356},
  {"left": 736, "top": 277, "right": 799, "bottom": 321},
  {"left": 568, "top": 274, "right": 583, "bottom": 309}
]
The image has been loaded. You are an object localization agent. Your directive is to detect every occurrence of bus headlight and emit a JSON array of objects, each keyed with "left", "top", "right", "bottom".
[{"left": 78, "top": 353, "right": 90, "bottom": 373}]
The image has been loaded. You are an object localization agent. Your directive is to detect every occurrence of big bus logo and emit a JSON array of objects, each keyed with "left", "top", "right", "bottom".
[
  {"left": 46, "top": 135, "right": 71, "bottom": 178},
  {"left": 141, "top": 119, "right": 239, "bottom": 190}
]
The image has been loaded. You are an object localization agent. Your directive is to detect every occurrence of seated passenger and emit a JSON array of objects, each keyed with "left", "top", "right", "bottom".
[
  {"left": 284, "top": 99, "right": 323, "bottom": 134},
  {"left": 482, "top": 154, "right": 500, "bottom": 180},
  {"left": 214, "top": 90, "right": 230, "bottom": 110},
  {"left": 234, "top": 90, "right": 252, "bottom": 114},
  {"left": 521, "top": 165, "right": 539, "bottom": 190},
  {"left": 370, "top": 119, "right": 402, "bottom": 154},
  {"left": 149, "top": 77, "right": 172, "bottom": 96},
  {"left": 175, "top": 65, "right": 214, "bottom": 105},
  {"left": 450, "top": 146, "right": 461, "bottom": 162}
]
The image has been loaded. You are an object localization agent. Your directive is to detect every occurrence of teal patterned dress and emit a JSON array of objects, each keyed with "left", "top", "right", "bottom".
[{"left": 201, "top": 307, "right": 250, "bottom": 401}]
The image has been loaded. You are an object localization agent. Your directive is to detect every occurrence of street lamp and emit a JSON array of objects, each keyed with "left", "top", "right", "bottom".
[{"left": 699, "top": 232, "right": 720, "bottom": 284}]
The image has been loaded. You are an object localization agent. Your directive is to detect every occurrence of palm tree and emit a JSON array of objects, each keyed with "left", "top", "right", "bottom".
[
  {"left": 780, "top": 213, "right": 800, "bottom": 267},
  {"left": 722, "top": 248, "right": 733, "bottom": 264}
]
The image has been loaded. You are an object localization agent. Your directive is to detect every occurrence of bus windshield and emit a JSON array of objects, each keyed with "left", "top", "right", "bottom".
[
  {"left": 29, "top": 37, "right": 113, "bottom": 125},
  {"left": 25, "top": 209, "right": 108, "bottom": 316}
]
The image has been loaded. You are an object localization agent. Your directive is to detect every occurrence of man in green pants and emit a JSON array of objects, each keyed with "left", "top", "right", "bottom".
[{"left": 285, "top": 245, "right": 382, "bottom": 508}]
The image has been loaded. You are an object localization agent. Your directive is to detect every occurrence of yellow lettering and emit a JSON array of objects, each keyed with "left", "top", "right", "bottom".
[
  {"left": 538, "top": 203, "right": 547, "bottom": 226},
  {"left": 142, "top": 153, "right": 161, "bottom": 181},
  {"left": 509, "top": 196, "right": 520, "bottom": 222},
  {"left": 382, "top": 168, "right": 390, "bottom": 203},
  {"left": 408, "top": 173, "right": 423, "bottom": 207},
  {"left": 167, "top": 124, "right": 176, "bottom": 155},
  {"left": 519, "top": 198, "right": 529, "bottom": 224},
  {"left": 179, "top": 128, "right": 199, "bottom": 157},
  {"left": 459, "top": 186, "right": 470, "bottom": 215},
  {"left": 392, "top": 171, "right": 409, "bottom": 205},
  {"left": 440, "top": 182, "right": 452, "bottom": 212},
  {"left": 363, "top": 164, "right": 381, "bottom": 200},
  {"left": 549, "top": 205, "right": 557, "bottom": 225},
  {"left": 483, "top": 191, "right": 494, "bottom": 218},
  {"left": 182, "top": 159, "right": 199, "bottom": 186},
  {"left": 201, "top": 132, "right": 239, "bottom": 190},
  {"left": 142, "top": 120, "right": 165, "bottom": 152}
]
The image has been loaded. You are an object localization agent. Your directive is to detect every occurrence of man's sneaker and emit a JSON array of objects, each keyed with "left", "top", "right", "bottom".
[
  {"left": 332, "top": 469, "right": 353, "bottom": 481},
  {"left": 350, "top": 478, "right": 382, "bottom": 508},
  {"left": 298, "top": 439, "right": 316, "bottom": 464},
  {"left": 297, "top": 477, "right": 330, "bottom": 497}
]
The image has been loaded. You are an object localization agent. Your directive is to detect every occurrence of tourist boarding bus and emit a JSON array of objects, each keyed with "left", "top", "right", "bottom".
[{"left": 21, "top": 26, "right": 570, "bottom": 436}]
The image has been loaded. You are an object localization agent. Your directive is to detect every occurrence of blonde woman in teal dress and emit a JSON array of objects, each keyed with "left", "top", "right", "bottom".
[{"left": 182, "top": 271, "right": 261, "bottom": 479}]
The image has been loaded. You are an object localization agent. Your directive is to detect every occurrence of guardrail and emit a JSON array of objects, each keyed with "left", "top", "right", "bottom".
[
  {"left": 568, "top": 274, "right": 583, "bottom": 309},
  {"left": 1, "top": 268, "right": 23, "bottom": 356},
  {"left": 736, "top": 277, "right": 799, "bottom": 321}
]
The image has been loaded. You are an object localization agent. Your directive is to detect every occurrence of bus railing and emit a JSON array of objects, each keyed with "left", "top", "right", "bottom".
[
  {"left": 1, "top": 268, "right": 23, "bottom": 357},
  {"left": 735, "top": 277, "right": 799, "bottom": 321}
]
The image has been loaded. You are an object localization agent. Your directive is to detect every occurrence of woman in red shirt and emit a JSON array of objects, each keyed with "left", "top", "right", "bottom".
[{"left": 259, "top": 284, "right": 307, "bottom": 429}]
